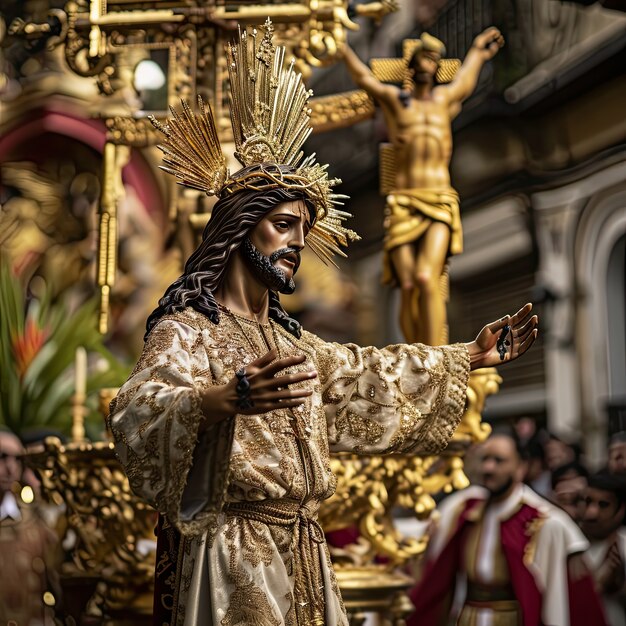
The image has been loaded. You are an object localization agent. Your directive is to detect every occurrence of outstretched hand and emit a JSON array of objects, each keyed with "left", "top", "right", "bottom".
[
  {"left": 472, "top": 26, "right": 504, "bottom": 60},
  {"left": 466, "top": 303, "right": 538, "bottom": 370},
  {"left": 199, "top": 349, "right": 317, "bottom": 429}
]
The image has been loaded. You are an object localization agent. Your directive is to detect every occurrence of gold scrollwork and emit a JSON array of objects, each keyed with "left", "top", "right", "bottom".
[
  {"left": 105, "top": 117, "right": 160, "bottom": 147},
  {"left": 65, "top": 1, "right": 113, "bottom": 77},
  {"left": 26, "top": 437, "right": 155, "bottom": 616},
  {"left": 310, "top": 89, "right": 375, "bottom": 133},
  {"left": 458, "top": 368, "right": 500, "bottom": 443}
]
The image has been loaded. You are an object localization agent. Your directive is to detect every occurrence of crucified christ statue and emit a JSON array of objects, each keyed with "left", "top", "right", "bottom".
[{"left": 343, "top": 27, "right": 504, "bottom": 344}]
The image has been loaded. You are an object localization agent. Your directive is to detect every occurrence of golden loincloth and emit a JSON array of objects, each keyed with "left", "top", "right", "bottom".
[{"left": 382, "top": 187, "right": 462, "bottom": 285}]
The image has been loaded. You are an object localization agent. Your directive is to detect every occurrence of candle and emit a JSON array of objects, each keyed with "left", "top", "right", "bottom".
[
  {"left": 73, "top": 347, "right": 87, "bottom": 442},
  {"left": 75, "top": 347, "right": 87, "bottom": 398}
]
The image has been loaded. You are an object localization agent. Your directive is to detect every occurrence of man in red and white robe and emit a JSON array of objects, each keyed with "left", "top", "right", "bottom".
[{"left": 407, "top": 430, "right": 607, "bottom": 626}]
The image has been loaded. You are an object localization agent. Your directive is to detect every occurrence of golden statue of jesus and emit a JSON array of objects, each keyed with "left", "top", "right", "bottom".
[{"left": 343, "top": 27, "right": 504, "bottom": 344}]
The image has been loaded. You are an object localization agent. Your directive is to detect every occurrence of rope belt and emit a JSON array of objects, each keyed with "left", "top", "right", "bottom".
[{"left": 224, "top": 499, "right": 326, "bottom": 625}]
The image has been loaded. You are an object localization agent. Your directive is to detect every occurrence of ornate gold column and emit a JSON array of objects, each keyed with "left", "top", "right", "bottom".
[{"left": 98, "top": 142, "right": 130, "bottom": 333}]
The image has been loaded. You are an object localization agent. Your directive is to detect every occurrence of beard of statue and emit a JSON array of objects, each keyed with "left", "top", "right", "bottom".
[
  {"left": 241, "top": 238, "right": 301, "bottom": 295},
  {"left": 145, "top": 169, "right": 315, "bottom": 339}
]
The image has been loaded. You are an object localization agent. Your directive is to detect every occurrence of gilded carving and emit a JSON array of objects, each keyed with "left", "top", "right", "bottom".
[
  {"left": 26, "top": 438, "right": 155, "bottom": 616},
  {"left": 310, "top": 90, "right": 375, "bottom": 133}
]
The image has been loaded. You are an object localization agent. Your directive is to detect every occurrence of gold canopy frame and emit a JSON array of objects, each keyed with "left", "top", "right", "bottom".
[{"left": 53, "top": 0, "right": 391, "bottom": 332}]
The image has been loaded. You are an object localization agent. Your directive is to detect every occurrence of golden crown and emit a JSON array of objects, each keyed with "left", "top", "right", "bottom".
[{"left": 150, "top": 19, "right": 360, "bottom": 265}]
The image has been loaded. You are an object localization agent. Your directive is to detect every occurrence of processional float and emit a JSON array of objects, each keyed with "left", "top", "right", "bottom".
[{"left": 4, "top": 1, "right": 500, "bottom": 623}]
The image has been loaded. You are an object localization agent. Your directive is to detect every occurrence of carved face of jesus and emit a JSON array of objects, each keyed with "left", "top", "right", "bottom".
[{"left": 242, "top": 199, "right": 311, "bottom": 294}]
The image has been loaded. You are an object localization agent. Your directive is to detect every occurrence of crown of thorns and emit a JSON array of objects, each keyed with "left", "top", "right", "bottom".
[{"left": 150, "top": 19, "right": 360, "bottom": 265}]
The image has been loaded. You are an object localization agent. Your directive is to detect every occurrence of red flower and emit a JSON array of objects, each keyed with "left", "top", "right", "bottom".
[{"left": 11, "top": 318, "right": 49, "bottom": 379}]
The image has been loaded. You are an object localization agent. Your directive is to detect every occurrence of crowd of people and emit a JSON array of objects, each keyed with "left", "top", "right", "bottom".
[
  {"left": 529, "top": 427, "right": 626, "bottom": 625},
  {"left": 408, "top": 424, "right": 626, "bottom": 626}
]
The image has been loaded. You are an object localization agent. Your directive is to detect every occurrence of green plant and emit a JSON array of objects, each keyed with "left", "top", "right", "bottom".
[{"left": 0, "top": 258, "right": 129, "bottom": 439}]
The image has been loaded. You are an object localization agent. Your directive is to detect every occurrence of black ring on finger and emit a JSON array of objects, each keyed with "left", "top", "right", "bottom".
[{"left": 235, "top": 368, "right": 254, "bottom": 410}]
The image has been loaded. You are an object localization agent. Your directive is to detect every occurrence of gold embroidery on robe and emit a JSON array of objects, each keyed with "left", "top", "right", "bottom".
[{"left": 109, "top": 307, "right": 470, "bottom": 625}]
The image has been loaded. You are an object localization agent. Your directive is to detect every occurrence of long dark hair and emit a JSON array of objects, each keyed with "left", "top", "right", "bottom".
[{"left": 145, "top": 165, "right": 314, "bottom": 339}]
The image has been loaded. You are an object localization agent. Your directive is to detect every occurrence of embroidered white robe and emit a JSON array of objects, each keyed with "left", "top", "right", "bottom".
[{"left": 109, "top": 307, "right": 470, "bottom": 625}]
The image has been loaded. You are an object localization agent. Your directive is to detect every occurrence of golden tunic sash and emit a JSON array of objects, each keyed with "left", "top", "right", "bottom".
[{"left": 224, "top": 499, "right": 326, "bottom": 625}]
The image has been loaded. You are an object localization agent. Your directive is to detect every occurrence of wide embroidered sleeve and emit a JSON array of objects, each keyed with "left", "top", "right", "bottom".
[
  {"left": 108, "top": 318, "right": 234, "bottom": 537},
  {"left": 307, "top": 333, "right": 470, "bottom": 455}
]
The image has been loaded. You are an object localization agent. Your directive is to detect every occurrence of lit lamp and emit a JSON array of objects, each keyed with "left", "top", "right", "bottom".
[
  {"left": 133, "top": 58, "right": 166, "bottom": 91},
  {"left": 133, "top": 57, "right": 167, "bottom": 112},
  {"left": 72, "top": 347, "right": 87, "bottom": 442}
]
